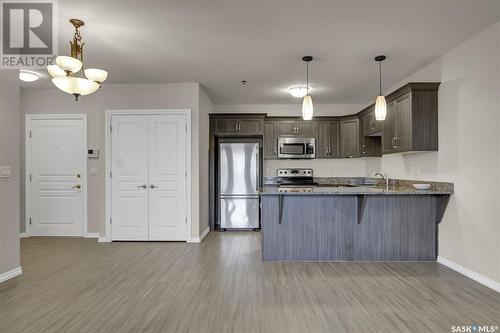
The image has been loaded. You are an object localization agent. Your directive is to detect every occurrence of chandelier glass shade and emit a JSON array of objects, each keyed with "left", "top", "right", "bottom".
[
  {"left": 288, "top": 86, "right": 308, "bottom": 98},
  {"left": 48, "top": 19, "right": 107, "bottom": 101}
]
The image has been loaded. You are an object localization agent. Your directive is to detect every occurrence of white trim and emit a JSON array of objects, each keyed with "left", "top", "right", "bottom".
[
  {"left": 84, "top": 233, "right": 100, "bottom": 239},
  {"left": 20, "top": 233, "right": 29, "bottom": 238},
  {"left": 25, "top": 114, "right": 88, "bottom": 238},
  {"left": 188, "top": 226, "right": 210, "bottom": 243},
  {"left": 437, "top": 256, "right": 500, "bottom": 293},
  {"left": 104, "top": 109, "right": 193, "bottom": 243},
  {"left": 0, "top": 267, "right": 22, "bottom": 283},
  {"left": 98, "top": 237, "right": 107, "bottom": 243}
]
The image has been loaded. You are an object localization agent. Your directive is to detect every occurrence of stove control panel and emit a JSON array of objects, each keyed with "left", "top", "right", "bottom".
[{"left": 277, "top": 168, "right": 313, "bottom": 177}]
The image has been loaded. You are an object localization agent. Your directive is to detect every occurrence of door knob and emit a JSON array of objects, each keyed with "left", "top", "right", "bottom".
[
  {"left": 72, "top": 184, "right": 81, "bottom": 189},
  {"left": 150, "top": 184, "right": 158, "bottom": 189},
  {"left": 137, "top": 184, "right": 147, "bottom": 189},
  {"left": 76, "top": 173, "right": 81, "bottom": 178}
]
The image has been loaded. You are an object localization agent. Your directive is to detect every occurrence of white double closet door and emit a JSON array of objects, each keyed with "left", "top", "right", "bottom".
[{"left": 111, "top": 114, "right": 188, "bottom": 241}]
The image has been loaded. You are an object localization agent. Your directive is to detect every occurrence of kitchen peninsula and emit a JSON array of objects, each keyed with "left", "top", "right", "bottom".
[{"left": 260, "top": 178, "right": 453, "bottom": 262}]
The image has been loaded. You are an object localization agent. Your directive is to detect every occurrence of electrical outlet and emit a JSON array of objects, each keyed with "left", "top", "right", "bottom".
[{"left": 0, "top": 166, "right": 12, "bottom": 178}]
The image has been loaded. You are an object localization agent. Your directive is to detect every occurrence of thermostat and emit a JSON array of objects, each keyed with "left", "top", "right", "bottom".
[{"left": 88, "top": 148, "right": 99, "bottom": 158}]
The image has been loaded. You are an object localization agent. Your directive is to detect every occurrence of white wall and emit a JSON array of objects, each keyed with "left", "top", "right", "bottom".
[
  {"left": 365, "top": 21, "right": 500, "bottom": 284},
  {"left": 20, "top": 82, "right": 210, "bottom": 240},
  {"left": 0, "top": 70, "right": 21, "bottom": 275}
]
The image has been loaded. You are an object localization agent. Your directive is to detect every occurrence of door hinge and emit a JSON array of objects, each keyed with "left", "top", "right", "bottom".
[
  {"left": 29, "top": 130, "right": 32, "bottom": 138},
  {"left": 110, "top": 126, "right": 112, "bottom": 133},
  {"left": 185, "top": 171, "right": 187, "bottom": 178},
  {"left": 110, "top": 171, "right": 112, "bottom": 178},
  {"left": 29, "top": 174, "right": 31, "bottom": 182},
  {"left": 29, "top": 218, "right": 32, "bottom": 225},
  {"left": 185, "top": 218, "right": 187, "bottom": 224},
  {"left": 110, "top": 217, "right": 112, "bottom": 224},
  {"left": 185, "top": 125, "right": 187, "bottom": 132}
]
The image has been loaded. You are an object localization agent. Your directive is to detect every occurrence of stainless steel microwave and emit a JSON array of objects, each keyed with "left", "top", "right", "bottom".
[{"left": 277, "top": 137, "right": 316, "bottom": 159}]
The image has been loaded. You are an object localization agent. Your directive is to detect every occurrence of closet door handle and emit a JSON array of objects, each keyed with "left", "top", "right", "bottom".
[
  {"left": 137, "top": 184, "right": 147, "bottom": 189},
  {"left": 149, "top": 184, "right": 159, "bottom": 189}
]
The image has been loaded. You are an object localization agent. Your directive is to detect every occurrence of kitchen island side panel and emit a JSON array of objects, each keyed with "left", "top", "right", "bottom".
[{"left": 261, "top": 194, "right": 440, "bottom": 261}]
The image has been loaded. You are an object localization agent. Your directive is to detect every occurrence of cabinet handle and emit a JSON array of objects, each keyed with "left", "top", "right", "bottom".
[
  {"left": 392, "top": 137, "right": 398, "bottom": 149},
  {"left": 361, "top": 144, "right": 366, "bottom": 154}
]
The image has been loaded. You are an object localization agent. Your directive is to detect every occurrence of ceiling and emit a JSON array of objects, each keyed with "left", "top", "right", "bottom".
[{"left": 25, "top": 0, "right": 500, "bottom": 105}]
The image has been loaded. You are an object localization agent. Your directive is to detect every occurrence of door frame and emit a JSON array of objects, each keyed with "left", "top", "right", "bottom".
[
  {"left": 25, "top": 114, "right": 88, "bottom": 237},
  {"left": 104, "top": 109, "right": 192, "bottom": 242}
]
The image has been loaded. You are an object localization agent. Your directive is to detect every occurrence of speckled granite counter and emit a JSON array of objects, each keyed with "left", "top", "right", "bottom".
[{"left": 261, "top": 177, "right": 454, "bottom": 195}]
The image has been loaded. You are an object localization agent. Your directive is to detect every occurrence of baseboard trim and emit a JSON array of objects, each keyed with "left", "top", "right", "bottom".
[
  {"left": 20, "top": 233, "right": 29, "bottom": 238},
  {"left": 437, "top": 256, "right": 500, "bottom": 293},
  {"left": 98, "top": 237, "right": 108, "bottom": 243},
  {"left": 188, "top": 227, "right": 210, "bottom": 243},
  {"left": 84, "top": 232, "right": 100, "bottom": 239},
  {"left": 0, "top": 267, "right": 22, "bottom": 283}
]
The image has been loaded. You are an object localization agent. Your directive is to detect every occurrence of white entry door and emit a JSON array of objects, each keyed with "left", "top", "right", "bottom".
[
  {"left": 27, "top": 115, "right": 86, "bottom": 236},
  {"left": 111, "top": 116, "right": 149, "bottom": 240},
  {"left": 111, "top": 114, "right": 188, "bottom": 241}
]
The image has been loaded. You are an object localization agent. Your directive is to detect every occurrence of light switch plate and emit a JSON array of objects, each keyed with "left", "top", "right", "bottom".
[{"left": 0, "top": 166, "right": 12, "bottom": 178}]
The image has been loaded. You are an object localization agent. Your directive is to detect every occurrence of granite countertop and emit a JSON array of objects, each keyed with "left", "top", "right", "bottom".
[{"left": 260, "top": 177, "right": 454, "bottom": 196}]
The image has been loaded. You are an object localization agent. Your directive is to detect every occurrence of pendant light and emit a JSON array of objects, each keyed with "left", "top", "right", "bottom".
[
  {"left": 301, "top": 56, "right": 313, "bottom": 120},
  {"left": 47, "top": 19, "right": 107, "bottom": 101},
  {"left": 374, "top": 55, "right": 387, "bottom": 120}
]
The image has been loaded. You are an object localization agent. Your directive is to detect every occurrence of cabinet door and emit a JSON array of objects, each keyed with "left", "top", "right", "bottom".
[
  {"left": 214, "top": 119, "right": 237, "bottom": 134},
  {"left": 276, "top": 121, "right": 297, "bottom": 136},
  {"left": 237, "top": 119, "right": 263, "bottom": 135},
  {"left": 382, "top": 101, "right": 397, "bottom": 153},
  {"left": 395, "top": 93, "right": 412, "bottom": 152},
  {"left": 296, "top": 121, "right": 314, "bottom": 137},
  {"left": 316, "top": 121, "right": 331, "bottom": 158},
  {"left": 263, "top": 121, "right": 277, "bottom": 159},
  {"left": 330, "top": 122, "right": 340, "bottom": 157},
  {"left": 341, "top": 119, "right": 359, "bottom": 158}
]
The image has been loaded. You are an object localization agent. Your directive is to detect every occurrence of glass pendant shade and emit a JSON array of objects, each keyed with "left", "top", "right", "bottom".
[
  {"left": 288, "top": 86, "right": 308, "bottom": 98},
  {"left": 56, "top": 56, "right": 83, "bottom": 74},
  {"left": 375, "top": 95, "right": 387, "bottom": 120},
  {"left": 84, "top": 68, "right": 108, "bottom": 83},
  {"left": 302, "top": 94, "right": 314, "bottom": 120},
  {"left": 47, "top": 65, "right": 67, "bottom": 78},
  {"left": 19, "top": 70, "right": 39, "bottom": 82},
  {"left": 52, "top": 77, "right": 99, "bottom": 96}
]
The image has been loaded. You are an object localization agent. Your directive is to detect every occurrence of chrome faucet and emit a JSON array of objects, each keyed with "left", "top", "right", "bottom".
[{"left": 375, "top": 172, "right": 389, "bottom": 189}]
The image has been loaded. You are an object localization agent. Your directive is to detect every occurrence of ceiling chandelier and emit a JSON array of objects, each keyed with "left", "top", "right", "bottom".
[
  {"left": 374, "top": 55, "right": 387, "bottom": 120},
  {"left": 301, "top": 56, "right": 313, "bottom": 120},
  {"left": 47, "top": 19, "right": 107, "bottom": 101}
]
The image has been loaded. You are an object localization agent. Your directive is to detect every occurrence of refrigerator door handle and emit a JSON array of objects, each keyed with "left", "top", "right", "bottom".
[{"left": 256, "top": 151, "right": 260, "bottom": 192}]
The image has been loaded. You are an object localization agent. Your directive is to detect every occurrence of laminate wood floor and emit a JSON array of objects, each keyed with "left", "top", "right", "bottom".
[{"left": 1, "top": 232, "right": 499, "bottom": 333}]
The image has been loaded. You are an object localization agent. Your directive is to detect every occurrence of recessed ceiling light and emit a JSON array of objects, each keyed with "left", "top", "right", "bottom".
[
  {"left": 19, "top": 70, "right": 39, "bottom": 82},
  {"left": 288, "top": 86, "right": 309, "bottom": 98}
]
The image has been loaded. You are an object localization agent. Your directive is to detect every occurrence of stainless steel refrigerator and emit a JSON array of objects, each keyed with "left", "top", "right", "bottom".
[{"left": 219, "top": 142, "right": 260, "bottom": 229}]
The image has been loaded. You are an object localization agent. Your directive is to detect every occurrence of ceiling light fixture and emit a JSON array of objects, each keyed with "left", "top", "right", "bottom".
[
  {"left": 19, "top": 70, "right": 39, "bottom": 82},
  {"left": 288, "top": 86, "right": 308, "bottom": 98},
  {"left": 47, "top": 19, "right": 107, "bottom": 101},
  {"left": 374, "top": 55, "right": 387, "bottom": 121},
  {"left": 301, "top": 56, "right": 314, "bottom": 120}
]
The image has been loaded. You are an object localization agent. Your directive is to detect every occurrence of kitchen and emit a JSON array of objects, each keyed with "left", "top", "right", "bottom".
[{"left": 209, "top": 81, "right": 453, "bottom": 262}]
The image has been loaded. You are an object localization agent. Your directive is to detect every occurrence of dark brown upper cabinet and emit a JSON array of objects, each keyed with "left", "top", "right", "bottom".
[
  {"left": 340, "top": 118, "right": 359, "bottom": 158},
  {"left": 362, "top": 106, "right": 383, "bottom": 135},
  {"left": 382, "top": 83, "right": 440, "bottom": 154},
  {"left": 212, "top": 115, "right": 265, "bottom": 136},
  {"left": 276, "top": 120, "right": 314, "bottom": 137},
  {"left": 263, "top": 120, "right": 277, "bottom": 159},
  {"left": 316, "top": 120, "right": 340, "bottom": 158},
  {"left": 359, "top": 114, "right": 382, "bottom": 157}
]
